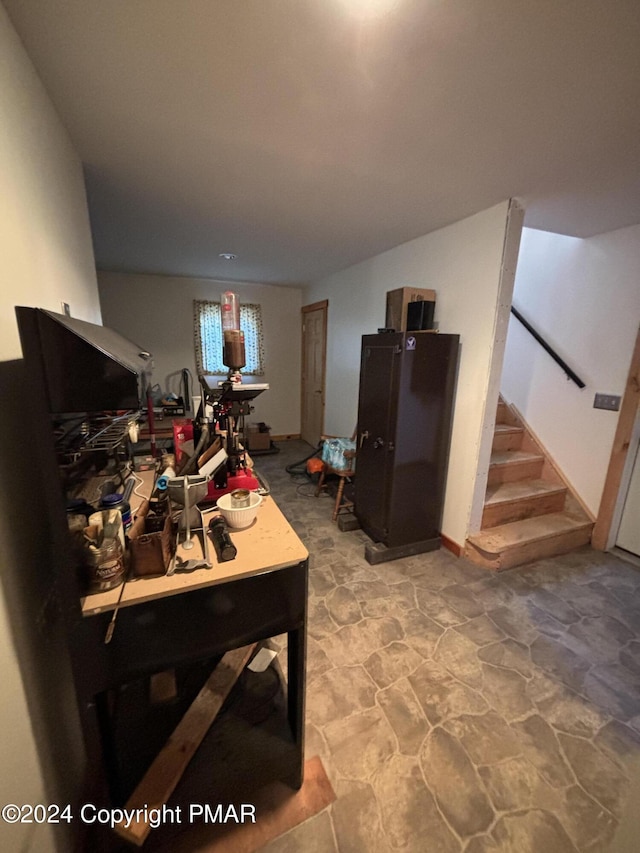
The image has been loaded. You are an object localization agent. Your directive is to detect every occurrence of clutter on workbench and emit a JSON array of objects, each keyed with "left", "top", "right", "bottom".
[
  {"left": 208, "top": 515, "right": 237, "bottom": 562},
  {"left": 128, "top": 500, "right": 176, "bottom": 578},
  {"left": 84, "top": 509, "right": 126, "bottom": 591}
]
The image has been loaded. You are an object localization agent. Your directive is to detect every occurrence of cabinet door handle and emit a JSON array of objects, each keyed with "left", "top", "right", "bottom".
[{"left": 359, "top": 430, "right": 369, "bottom": 448}]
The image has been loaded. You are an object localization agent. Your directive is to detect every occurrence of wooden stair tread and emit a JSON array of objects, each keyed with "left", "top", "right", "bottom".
[
  {"left": 496, "top": 400, "right": 519, "bottom": 427},
  {"left": 494, "top": 424, "right": 523, "bottom": 435},
  {"left": 490, "top": 449, "right": 544, "bottom": 467},
  {"left": 468, "top": 396, "right": 592, "bottom": 569},
  {"left": 468, "top": 511, "right": 592, "bottom": 555},
  {"left": 485, "top": 479, "right": 566, "bottom": 506}
]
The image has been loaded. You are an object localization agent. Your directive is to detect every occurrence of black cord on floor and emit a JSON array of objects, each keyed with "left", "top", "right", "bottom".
[
  {"left": 296, "top": 482, "right": 330, "bottom": 498},
  {"left": 285, "top": 444, "right": 322, "bottom": 478}
]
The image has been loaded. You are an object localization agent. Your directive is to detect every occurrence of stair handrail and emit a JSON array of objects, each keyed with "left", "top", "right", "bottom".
[{"left": 510, "top": 306, "right": 586, "bottom": 389}]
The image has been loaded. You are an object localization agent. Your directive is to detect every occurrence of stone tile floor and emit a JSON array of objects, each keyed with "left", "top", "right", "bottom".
[{"left": 256, "top": 442, "right": 640, "bottom": 853}]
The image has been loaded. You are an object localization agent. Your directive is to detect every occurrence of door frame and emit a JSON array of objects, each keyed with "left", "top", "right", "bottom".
[
  {"left": 592, "top": 324, "right": 640, "bottom": 550},
  {"left": 611, "top": 407, "right": 640, "bottom": 553},
  {"left": 300, "top": 300, "right": 328, "bottom": 445}
]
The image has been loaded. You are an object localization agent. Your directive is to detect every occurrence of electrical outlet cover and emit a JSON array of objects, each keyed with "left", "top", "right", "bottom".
[{"left": 593, "top": 393, "right": 621, "bottom": 411}]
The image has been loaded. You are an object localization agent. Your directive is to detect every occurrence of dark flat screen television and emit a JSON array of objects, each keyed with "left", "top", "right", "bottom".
[{"left": 16, "top": 307, "right": 152, "bottom": 414}]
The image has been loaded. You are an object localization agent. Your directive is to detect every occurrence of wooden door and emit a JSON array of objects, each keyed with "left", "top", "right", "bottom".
[{"left": 301, "top": 301, "right": 327, "bottom": 447}]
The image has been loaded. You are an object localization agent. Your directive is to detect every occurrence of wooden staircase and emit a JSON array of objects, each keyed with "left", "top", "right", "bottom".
[{"left": 464, "top": 399, "right": 594, "bottom": 571}]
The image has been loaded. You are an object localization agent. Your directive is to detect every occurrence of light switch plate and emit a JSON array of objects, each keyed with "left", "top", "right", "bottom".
[{"left": 594, "top": 393, "right": 621, "bottom": 411}]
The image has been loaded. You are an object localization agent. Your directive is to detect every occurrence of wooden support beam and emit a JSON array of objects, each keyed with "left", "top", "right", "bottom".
[
  {"left": 593, "top": 325, "right": 640, "bottom": 550},
  {"left": 114, "top": 643, "right": 257, "bottom": 846}
]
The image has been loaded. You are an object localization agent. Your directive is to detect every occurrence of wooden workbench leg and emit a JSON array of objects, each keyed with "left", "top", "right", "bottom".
[
  {"left": 94, "top": 691, "right": 124, "bottom": 805},
  {"left": 287, "top": 624, "right": 307, "bottom": 789},
  {"left": 75, "top": 689, "right": 120, "bottom": 809}
]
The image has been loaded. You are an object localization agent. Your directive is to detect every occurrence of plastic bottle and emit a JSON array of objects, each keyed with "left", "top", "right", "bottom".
[
  {"left": 87, "top": 537, "right": 124, "bottom": 592},
  {"left": 100, "top": 493, "right": 132, "bottom": 534},
  {"left": 221, "top": 291, "right": 245, "bottom": 370},
  {"left": 221, "top": 291, "right": 240, "bottom": 331},
  {"left": 156, "top": 466, "right": 176, "bottom": 490}
]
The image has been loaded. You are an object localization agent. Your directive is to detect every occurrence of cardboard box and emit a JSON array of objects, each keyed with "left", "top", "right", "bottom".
[
  {"left": 128, "top": 502, "right": 175, "bottom": 577},
  {"left": 248, "top": 431, "right": 271, "bottom": 451},
  {"left": 386, "top": 287, "right": 436, "bottom": 333}
]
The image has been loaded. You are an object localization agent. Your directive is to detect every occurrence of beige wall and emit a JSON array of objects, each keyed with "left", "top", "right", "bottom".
[
  {"left": 98, "top": 271, "right": 303, "bottom": 436},
  {"left": 0, "top": 4, "right": 100, "bottom": 850},
  {"left": 502, "top": 224, "right": 640, "bottom": 515},
  {"left": 305, "top": 201, "right": 522, "bottom": 547}
]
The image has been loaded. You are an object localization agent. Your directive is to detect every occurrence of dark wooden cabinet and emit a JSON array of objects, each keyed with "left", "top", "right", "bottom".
[{"left": 355, "top": 331, "right": 459, "bottom": 562}]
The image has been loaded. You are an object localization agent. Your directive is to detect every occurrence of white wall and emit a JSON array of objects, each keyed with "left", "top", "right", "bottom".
[
  {"left": 0, "top": 4, "right": 100, "bottom": 849},
  {"left": 502, "top": 225, "right": 640, "bottom": 515},
  {"left": 305, "top": 201, "right": 520, "bottom": 546},
  {"left": 98, "top": 272, "right": 303, "bottom": 436}
]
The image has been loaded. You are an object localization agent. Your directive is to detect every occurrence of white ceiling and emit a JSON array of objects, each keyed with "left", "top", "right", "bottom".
[{"left": 5, "top": 0, "right": 640, "bottom": 284}]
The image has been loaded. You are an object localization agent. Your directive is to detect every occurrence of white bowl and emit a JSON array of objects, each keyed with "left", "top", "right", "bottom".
[{"left": 216, "top": 491, "right": 262, "bottom": 529}]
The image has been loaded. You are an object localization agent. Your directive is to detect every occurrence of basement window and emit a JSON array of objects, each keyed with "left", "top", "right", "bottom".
[{"left": 194, "top": 299, "right": 265, "bottom": 376}]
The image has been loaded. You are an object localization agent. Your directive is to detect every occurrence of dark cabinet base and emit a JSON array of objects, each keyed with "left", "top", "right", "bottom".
[{"left": 364, "top": 535, "right": 441, "bottom": 565}]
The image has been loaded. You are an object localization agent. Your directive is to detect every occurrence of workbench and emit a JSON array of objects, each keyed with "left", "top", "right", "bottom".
[
  {"left": 73, "top": 486, "right": 309, "bottom": 805},
  {"left": 13, "top": 307, "right": 308, "bottom": 832}
]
